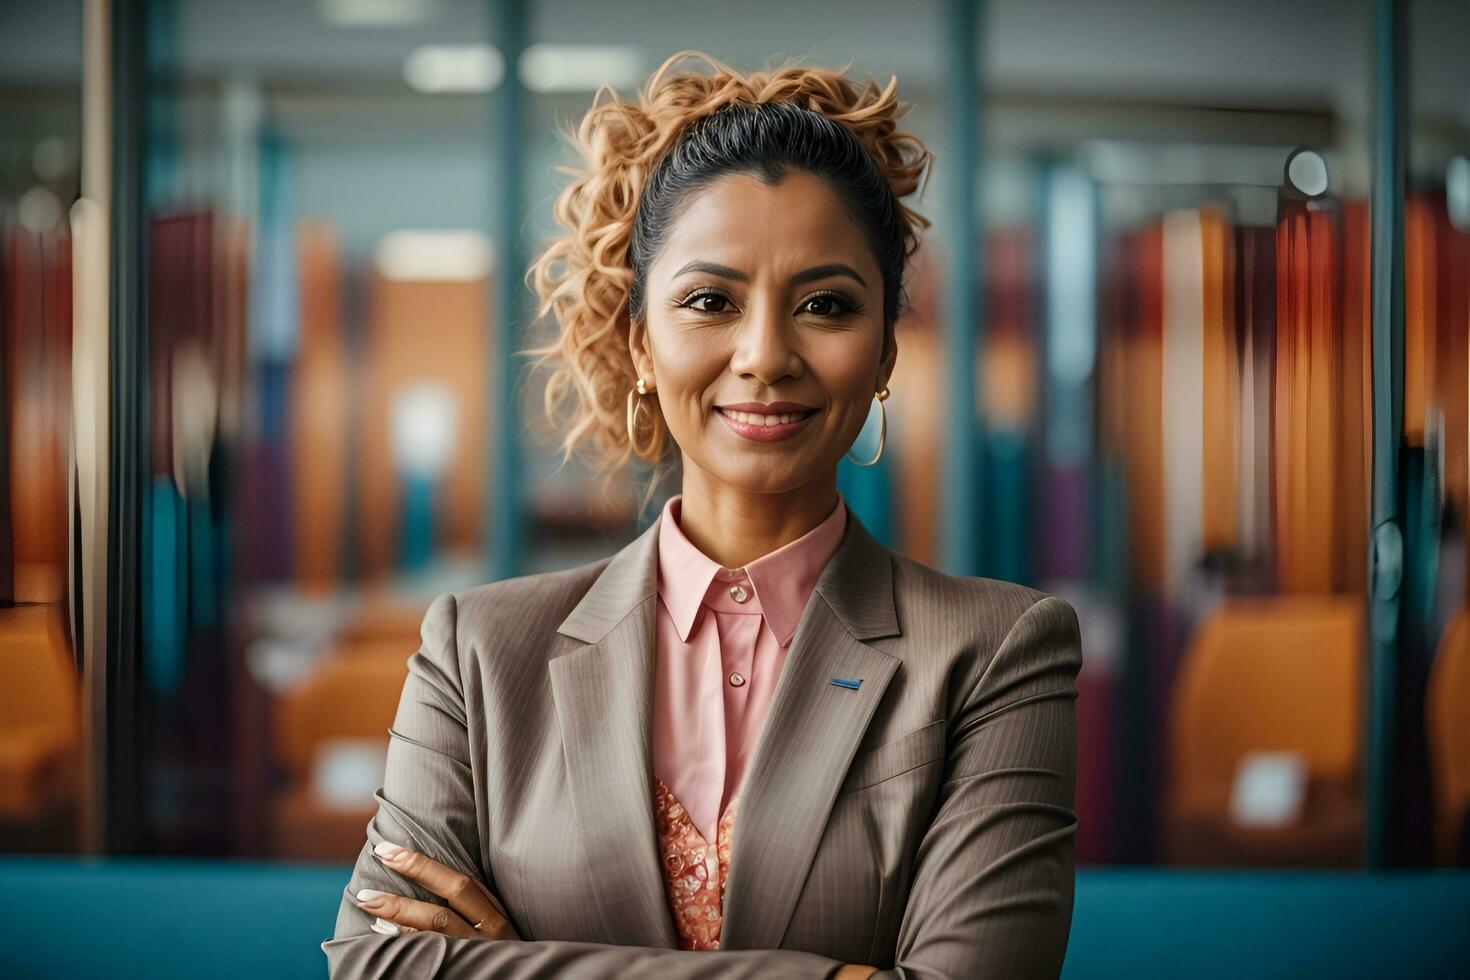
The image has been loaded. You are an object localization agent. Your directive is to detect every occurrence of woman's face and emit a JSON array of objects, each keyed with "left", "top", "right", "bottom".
[{"left": 630, "top": 170, "right": 896, "bottom": 496}]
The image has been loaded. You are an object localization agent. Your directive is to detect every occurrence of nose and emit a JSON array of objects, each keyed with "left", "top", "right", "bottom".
[{"left": 727, "top": 293, "right": 803, "bottom": 383}]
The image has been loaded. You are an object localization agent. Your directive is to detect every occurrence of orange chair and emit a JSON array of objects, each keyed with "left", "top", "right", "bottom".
[
  {"left": 6, "top": 225, "right": 71, "bottom": 605},
  {"left": 1428, "top": 611, "right": 1470, "bottom": 864},
  {"left": 269, "top": 643, "right": 411, "bottom": 862},
  {"left": 1165, "top": 595, "right": 1366, "bottom": 866},
  {"left": 0, "top": 604, "right": 80, "bottom": 848},
  {"left": 336, "top": 592, "right": 432, "bottom": 650},
  {"left": 289, "top": 221, "right": 350, "bottom": 595},
  {"left": 356, "top": 270, "right": 489, "bottom": 581}
]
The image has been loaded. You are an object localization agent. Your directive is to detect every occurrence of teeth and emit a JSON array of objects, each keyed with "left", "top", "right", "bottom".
[{"left": 722, "top": 409, "right": 807, "bottom": 426}]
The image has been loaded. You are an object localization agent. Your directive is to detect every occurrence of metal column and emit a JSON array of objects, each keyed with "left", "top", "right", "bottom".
[
  {"left": 489, "top": 0, "right": 528, "bottom": 581},
  {"left": 1366, "top": 0, "right": 1406, "bottom": 870},
  {"left": 103, "top": 0, "right": 149, "bottom": 854},
  {"left": 939, "top": 0, "right": 983, "bottom": 576},
  {"left": 76, "top": 0, "right": 115, "bottom": 858}
]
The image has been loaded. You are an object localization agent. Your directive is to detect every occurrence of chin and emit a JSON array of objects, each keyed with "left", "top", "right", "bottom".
[{"left": 716, "top": 464, "right": 829, "bottom": 496}]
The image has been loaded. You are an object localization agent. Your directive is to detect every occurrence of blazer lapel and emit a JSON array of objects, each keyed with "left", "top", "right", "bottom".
[
  {"left": 549, "top": 500, "right": 902, "bottom": 953},
  {"left": 720, "top": 507, "right": 902, "bottom": 950},
  {"left": 549, "top": 519, "right": 678, "bottom": 949}
]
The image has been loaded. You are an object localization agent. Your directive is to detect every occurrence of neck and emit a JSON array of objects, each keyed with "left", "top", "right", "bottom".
[{"left": 674, "top": 463, "right": 840, "bottom": 570}]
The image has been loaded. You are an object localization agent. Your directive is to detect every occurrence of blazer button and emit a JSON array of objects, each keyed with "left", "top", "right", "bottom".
[
  {"left": 729, "top": 584, "right": 750, "bottom": 602},
  {"left": 728, "top": 671, "right": 746, "bottom": 687}
]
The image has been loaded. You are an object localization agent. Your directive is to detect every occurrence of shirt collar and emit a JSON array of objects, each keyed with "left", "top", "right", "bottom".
[{"left": 656, "top": 491, "right": 848, "bottom": 647}]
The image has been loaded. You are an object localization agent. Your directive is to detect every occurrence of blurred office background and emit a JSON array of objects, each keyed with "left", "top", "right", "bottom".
[{"left": 2, "top": 0, "right": 1470, "bottom": 974}]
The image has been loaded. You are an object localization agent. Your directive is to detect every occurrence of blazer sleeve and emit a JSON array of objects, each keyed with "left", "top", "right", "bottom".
[
  {"left": 323, "top": 592, "right": 847, "bottom": 980},
  {"left": 876, "top": 593, "right": 1083, "bottom": 980}
]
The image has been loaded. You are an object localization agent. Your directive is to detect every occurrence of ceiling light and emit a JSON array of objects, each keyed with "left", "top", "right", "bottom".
[
  {"left": 404, "top": 44, "right": 503, "bottom": 94},
  {"left": 1284, "top": 148, "right": 1329, "bottom": 199},
  {"left": 374, "top": 229, "right": 493, "bottom": 282},
  {"left": 319, "top": 0, "right": 437, "bottom": 28},
  {"left": 519, "top": 44, "right": 643, "bottom": 94}
]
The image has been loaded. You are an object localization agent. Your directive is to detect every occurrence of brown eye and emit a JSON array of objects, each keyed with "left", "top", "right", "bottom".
[
  {"left": 801, "top": 292, "right": 852, "bottom": 317},
  {"left": 685, "top": 292, "right": 731, "bottom": 314}
]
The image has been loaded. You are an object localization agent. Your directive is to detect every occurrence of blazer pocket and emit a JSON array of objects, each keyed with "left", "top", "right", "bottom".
[{"left": 839, "top": 718, "right": 947, "bottom": 795}]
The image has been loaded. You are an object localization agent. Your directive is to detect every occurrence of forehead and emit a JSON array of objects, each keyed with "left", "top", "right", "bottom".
[{"left": 652, "top": 170, "right": 875, "bottom": 277}]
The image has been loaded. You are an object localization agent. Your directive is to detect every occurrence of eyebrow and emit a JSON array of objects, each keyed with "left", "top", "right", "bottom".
[{"left": 671, "top": 260, "right": 868, "bottom": 288}]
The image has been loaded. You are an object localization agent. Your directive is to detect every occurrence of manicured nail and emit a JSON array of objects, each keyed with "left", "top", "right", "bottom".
[
  {"left": 374, "top": 841, "right": 406, "bottom": 860},
  {"left": 357, "top": 889, "right": 389, "bottom": 905},
  {"left": 370, "top": 918, "right": 400, "bottom": 935}
]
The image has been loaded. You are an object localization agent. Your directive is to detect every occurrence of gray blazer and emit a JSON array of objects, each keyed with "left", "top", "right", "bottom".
[{"left": 325, "top": 501, "right": 1082, "bottom": 979}]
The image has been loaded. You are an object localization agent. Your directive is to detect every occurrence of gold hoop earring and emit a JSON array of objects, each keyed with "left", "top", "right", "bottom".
[
  {"left": 844, "top": 387, "right": 890, "bottom": 467},
  {"left": 626, "top": 377, "right": 658, "bottom": 456}
]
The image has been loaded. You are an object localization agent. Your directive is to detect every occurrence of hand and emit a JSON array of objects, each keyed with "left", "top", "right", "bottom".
[
  {"left": 833, "top": 967, "right": 879, "bottom": 980},
  {"left": 355, "top": 841, "right": 522, "bottom": 941}
]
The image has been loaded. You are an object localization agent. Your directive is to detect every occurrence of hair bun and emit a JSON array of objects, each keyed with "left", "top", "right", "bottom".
[{"left": 522, "top": 50, "right": 932, "bottom": 499}]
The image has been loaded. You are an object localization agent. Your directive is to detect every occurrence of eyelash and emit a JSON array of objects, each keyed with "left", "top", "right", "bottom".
[{"left": 678, "top": 288, "right": 862, "bottom": 317}]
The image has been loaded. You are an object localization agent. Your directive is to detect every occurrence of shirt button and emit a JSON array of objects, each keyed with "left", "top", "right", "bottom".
[
  {"left": 729, "top": 671, "right": 746, "bottom": 687},
  {"left": 729, "top": 584, "right": 750, "bottom": 602}
]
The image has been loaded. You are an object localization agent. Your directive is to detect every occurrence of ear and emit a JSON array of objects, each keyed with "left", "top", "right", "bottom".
[
  {"left": 628, "top": 316, "right": 656, "bottom": 388},
  {"left": 877, "top": 322, "right": 898, "bottom": 391}
]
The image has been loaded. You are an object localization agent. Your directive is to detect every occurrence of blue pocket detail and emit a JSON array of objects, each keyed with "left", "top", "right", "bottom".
[{"left": 830, "top": 676, "right": 863, "bottom": 690}]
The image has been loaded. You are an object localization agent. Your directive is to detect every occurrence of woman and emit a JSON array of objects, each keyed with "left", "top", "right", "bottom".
[{"left": 326, "top": 51, "right": 1082, "bottom": 980}]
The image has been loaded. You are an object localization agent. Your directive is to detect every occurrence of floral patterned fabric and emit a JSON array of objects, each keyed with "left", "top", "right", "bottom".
[{"left": 653, "top": 772, "right": 739, "bottom": 950}]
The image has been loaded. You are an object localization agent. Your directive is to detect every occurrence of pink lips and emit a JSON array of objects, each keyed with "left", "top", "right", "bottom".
[{"left": 715, "top": 406, "right": 818, "bottom": 443}]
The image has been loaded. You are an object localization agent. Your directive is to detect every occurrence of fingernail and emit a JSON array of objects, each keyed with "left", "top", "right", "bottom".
[
  {"left": 374, "top": 841, "right": 406, "bottom": 860},
  {"left": 371, "top": 918, "right": 400, "bottom": 935},
  {"left": 357, "top": 889, "right": 389, "bottom": 905}
]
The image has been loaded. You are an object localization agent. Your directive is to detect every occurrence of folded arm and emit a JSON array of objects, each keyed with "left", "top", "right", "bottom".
[
  {"left": 874, "top": 594, "right": 1083, "bottom": 980},
  {"left": 324, "top": 592, "right": 857, "bottom": 979}
]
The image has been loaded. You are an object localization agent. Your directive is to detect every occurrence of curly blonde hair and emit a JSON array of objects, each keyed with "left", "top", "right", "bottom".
[{"left": 520, "top": 50, "right": 933, "bottom": 503}]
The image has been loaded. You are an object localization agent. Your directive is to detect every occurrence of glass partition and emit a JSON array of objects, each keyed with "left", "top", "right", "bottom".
[
  {"left": 0, "top": 0, "right": 83, "bottom": 855},
  {"left": 0, "top": 0, "right": 1464, "bottom": 873}
]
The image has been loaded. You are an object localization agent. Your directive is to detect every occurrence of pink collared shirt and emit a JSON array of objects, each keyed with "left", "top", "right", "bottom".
[{"left": 652, "top": 491, "right": 848, "bottom": 845}]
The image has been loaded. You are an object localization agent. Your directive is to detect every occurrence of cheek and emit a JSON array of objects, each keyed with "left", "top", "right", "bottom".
[
  {"left": 821, "top": 342, "right": 886, "bottom": 434},
  {"left": 815, "top": 335, "right": 882, "bottom": 396},
  {"left": 646, "top": 325, "right": 721, "bottom": 418}
]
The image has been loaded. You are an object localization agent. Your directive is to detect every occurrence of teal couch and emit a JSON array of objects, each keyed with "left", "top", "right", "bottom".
[{"left": 0, "top": 859, "right": 1466, "bottom": 978}]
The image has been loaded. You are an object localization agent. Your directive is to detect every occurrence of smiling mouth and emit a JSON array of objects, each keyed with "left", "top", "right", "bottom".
[
  {"left": 714, "top": 406, "right": 819, "bottom": 426},
  {"left": 713, "top": 405, "right": 820, "bottom": 444}
]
